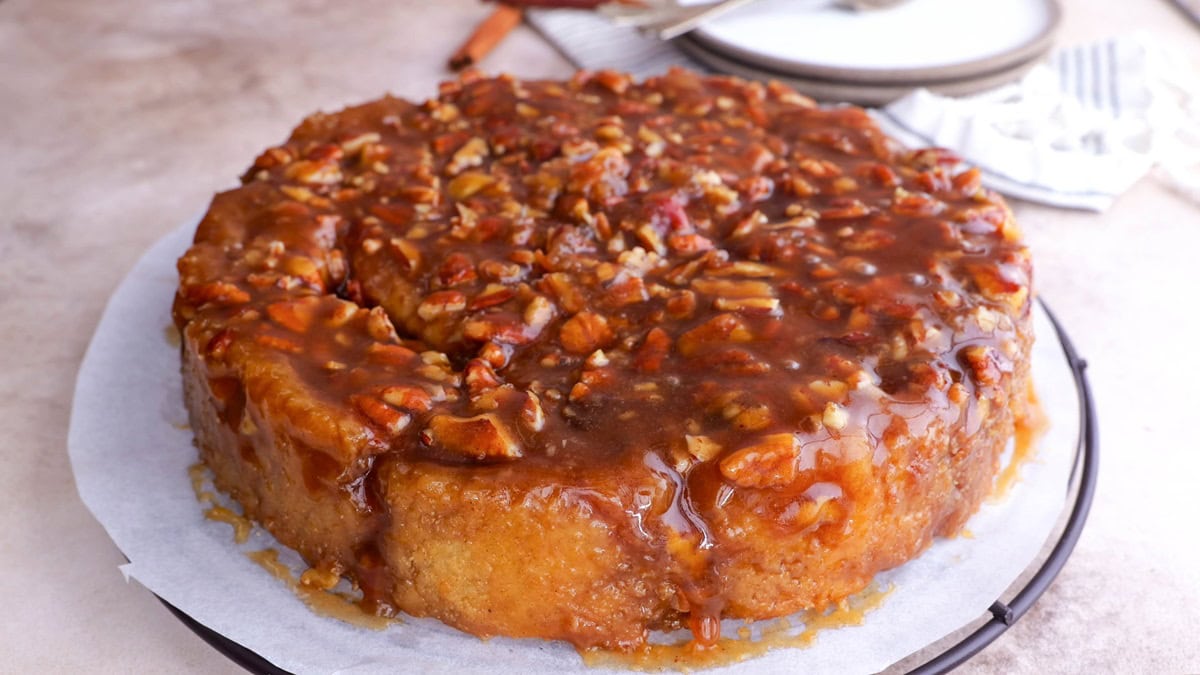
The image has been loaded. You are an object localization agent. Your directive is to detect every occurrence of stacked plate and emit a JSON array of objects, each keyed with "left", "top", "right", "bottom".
[{"left": 676, "top": 0, "right": 1062, "bottom": 105}]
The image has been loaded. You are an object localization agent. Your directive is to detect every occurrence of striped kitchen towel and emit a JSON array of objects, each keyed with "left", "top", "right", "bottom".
[{"left": 526, "top": 11, "right": 1197, "bottom": 212}]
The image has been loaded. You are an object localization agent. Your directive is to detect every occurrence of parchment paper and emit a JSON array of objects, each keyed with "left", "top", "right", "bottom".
[{"left": 68, "top": 223, "right": 1080, "bottom": 674}]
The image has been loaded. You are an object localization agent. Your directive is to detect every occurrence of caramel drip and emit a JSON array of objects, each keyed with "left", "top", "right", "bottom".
[
  {"left": 205, "top": 505, "right": 251, "bottom": 544},
  {"left": 247, "top": 549, "right": 392, "bottom": 631},
  {"left": 992, "top": 388, "right": 1049, "bottom": 501},
  {"left": 581, "top": 583, "right": 893, "bottom": 671}
]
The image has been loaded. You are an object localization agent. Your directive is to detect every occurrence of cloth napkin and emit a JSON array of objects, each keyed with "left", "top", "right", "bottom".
[{"left": 526, "top": 9, "right": 1200, "bottom": 211}]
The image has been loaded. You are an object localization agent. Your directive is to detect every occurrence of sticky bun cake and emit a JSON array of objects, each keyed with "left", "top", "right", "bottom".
[{"left": 173, "top": 69, "right": 1033, "bottom": 651}]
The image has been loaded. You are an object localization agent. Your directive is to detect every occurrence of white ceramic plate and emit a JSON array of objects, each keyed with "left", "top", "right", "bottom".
[
  {"left": 677, "top": 34, "right": 1043, "bottom": 105},
  {"left": 690, "top": 0, "right": 1060, "bottom": 84}
]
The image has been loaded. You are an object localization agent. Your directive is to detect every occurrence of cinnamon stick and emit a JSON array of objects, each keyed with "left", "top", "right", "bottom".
[{"left": 448, "top": 5, "right": 525, "bottom": 71}]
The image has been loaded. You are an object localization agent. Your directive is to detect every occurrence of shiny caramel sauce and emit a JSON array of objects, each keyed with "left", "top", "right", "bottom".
[
  {"left": 582, "top": 583, "right": 893, "bottom": 671},
  {"left": 246, "top": 549, "right": 391, "bottom": 631}
]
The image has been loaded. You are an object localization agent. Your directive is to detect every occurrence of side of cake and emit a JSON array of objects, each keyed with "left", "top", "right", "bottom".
[{"left": 174, "top": 69, "right": 1033, "bottom": 650}]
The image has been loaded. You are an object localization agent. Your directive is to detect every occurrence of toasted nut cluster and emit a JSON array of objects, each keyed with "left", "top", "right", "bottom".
[{"left": 175, "top": 69, "right": 1033, "bottom": 652}]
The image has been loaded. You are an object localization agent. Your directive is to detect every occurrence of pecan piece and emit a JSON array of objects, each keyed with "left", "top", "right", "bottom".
[
  {"left": 961, "top": 345, "right": 1004, "bottom": 386},
  {"left": 634, "top": 327, "right": 672, "bottom": 373},
  {"left": 677, "top": 313, "right": 753, "bottom": 357},
  {"left": 186, "top": 281, "right": 250, "bottom": 306},
  {"left": 559, "top": 311, "right": 614, "bottom": 354},
  {"left": 366, "top": 306, "right": 400, "bottom": 343},
  {"left": 351, "top": 395, "right": 412, "bottom": 436},
  {"left": 366, "top": 343, "right": 418, "bottom": 366},
  {"left": 521, "top": 391, "right": 546, "bottom": 432},
  {"left": 417, "top": 290, "right": 468, "bottom": 321},
  {"left": 381, "top": 385, "right": 434, "bottom": 412},
  {"left": 265, "top": 297, "right": 321, "bottom": 333},
  {"left": 691, "top": 278, "right": 775, "bottom": 299},
  {"left": 423, "top": 413, "right": 522, "bottom": 461},
  {"left": 685, "top": 435, "right": 723, "bottom": 461},
  {"left": 447, "top": 171, "right": 496, "bottom": 200},
  {"left": 719, "top": 433, "right": 800, "bottom": 489}
]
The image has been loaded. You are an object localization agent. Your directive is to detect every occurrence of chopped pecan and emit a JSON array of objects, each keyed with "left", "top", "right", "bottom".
[
  {"left": 447, "top": 171, "right": 496, "bottom": 200},
  {"left": 351, "top": 395, "right": 411, "bottom": 435},
  {"left": 265, "top": 297, "right": 321, "bottom": 333},
  {"left": 634, "top": 327, "right": 671, "bottom": 373},
  {"left": 365, "top": 307, "right": 400, "bottom": 343},
  {"left": 417, "top": 290, "right": 468, "bottom": 321},
  {"left": 380, "top": 385, "right": 434, "bottom": 412},
  {"left": 677, "top": 313, "right": 752, "bottom": 357},
  {"left": 961, "top": 345, "right": 1003, "bottom": 386},
  {"left": 720, "top": 433, "right": 800, "bottom": 488},
  {"left": 423, "top": 413, "right": 521, "bottom": 460},
  {"left": 685, "top": 435, "right": 723, "bottom": 461},
  {"left": 559, "top": 311, "right": 614, "bottom": 354},
  {"left": 521, "top": 391, "right": 546, "bottom": 432}
]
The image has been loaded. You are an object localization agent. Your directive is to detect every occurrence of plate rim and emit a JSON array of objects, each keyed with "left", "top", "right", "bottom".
[
  {"left": 676, "top": 33, "right": 1045, "bottom": 105},
  {"left": 688, "top": 0, "right": 1062, "bottom": 85}
]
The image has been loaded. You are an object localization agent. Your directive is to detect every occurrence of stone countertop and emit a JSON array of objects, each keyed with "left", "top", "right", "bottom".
[{"left": 2, "top": 0, "right": 1197, "bottom": 672}]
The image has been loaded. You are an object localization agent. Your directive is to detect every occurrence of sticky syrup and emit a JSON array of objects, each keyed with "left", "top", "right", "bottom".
[
  {"left": 992, "top": 388, "right": 1049, "bottom": 501},
  {"left": 581, "top": 584, "right": 893, "bottom": 671},
  {"left": 246, "top": 549, "right": 391, "bottom": 631}
]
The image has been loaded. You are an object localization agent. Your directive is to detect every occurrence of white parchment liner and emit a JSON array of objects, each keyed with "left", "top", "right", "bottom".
[{"left": 69, "top": 224, "right": 1079, "bottom": 674}]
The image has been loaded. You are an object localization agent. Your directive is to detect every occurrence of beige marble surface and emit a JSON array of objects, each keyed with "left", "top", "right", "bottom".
[{"left": 2, "top": 0, "right": 1199, "bottom": 672}]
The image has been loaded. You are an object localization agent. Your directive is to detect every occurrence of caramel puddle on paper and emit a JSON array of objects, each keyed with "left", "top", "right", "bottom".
[
  {"left": 246, "top": 549, "right": 392, "bottom": 631},
  {"left": 187, "top": 463, "right": 391, "bottom": 631},
  {"left": 991, "top": 386, "right": 1050, "bottom": 502},
  {"left": 582, "top": 584, "right": 893, "bottom": 672},
  {"left": 164, "top": 323, "right": 181, "bottom": 348},
  {"left": 188, "top": 463, "right": 250, "bottom": 543}
]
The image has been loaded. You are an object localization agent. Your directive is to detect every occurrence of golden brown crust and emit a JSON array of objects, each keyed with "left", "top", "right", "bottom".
[{"left": 175, "top": 69, "right": 1033, "bottom": 650}]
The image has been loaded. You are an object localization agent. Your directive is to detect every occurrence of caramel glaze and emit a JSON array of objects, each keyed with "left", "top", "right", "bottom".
[{"left": 174, "top": 69, "right": 1033, "bottom": 651}]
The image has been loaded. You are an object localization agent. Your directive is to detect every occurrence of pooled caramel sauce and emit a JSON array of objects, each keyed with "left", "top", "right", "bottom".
[
  {"left": 991, "top": 389, "right": 1049, "bottom": 502},
  {"left": 246, "top": 549, "right": 392, "bottom": 631},
  {"left": 206, "top": 505, "right": 251, "bottom": 543},
  {"left": 582, "top": 583, "right": 892, "bottom": 671},
  {"left": 188, "top": 463, "right": 390, "bottom": 630},
  {"left": 187, "top": 462, "right": 217, "bottom": 504},
  {"left": 164, "top": 323, "right": 181, "bottom": 348},
  {"left": 189, "top": 463, "right": 252, "bottom": 542}
]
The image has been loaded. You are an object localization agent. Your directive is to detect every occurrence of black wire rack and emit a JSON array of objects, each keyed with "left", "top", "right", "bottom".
[{"left": 158, "top": 299, "right": 1098, "bottom": 675}]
